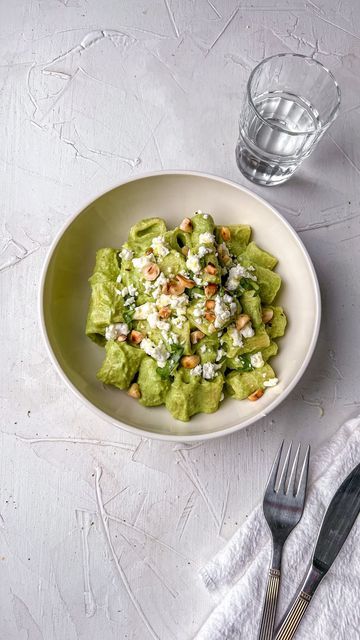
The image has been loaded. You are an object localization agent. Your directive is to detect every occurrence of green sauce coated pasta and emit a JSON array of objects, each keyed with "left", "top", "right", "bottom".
[{"left": 86, "top": 213, "right": 287, "bottom": 421}]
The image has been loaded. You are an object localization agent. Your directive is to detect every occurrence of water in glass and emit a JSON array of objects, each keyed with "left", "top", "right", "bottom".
[
  {"left": 237, "top": 90, "right": 321, "bottom": 185},
  {"left": 236, "top": 55, "right": 340, "bottom": 186}
]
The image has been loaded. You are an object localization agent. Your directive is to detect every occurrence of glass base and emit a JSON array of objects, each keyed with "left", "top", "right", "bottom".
[{"left": 235, "top": 142, "right": 298, "bottom": 186}]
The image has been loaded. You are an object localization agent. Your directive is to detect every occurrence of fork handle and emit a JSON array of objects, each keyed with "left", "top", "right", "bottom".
[
  {"left": 274, "top": 592, "right": 311, "bottom": 640},
  {"left": 258, "top": 568, "right": 281, "bottom": 640},
  {"left": 274, "top": 565, "right": 324, "bottom": 640}
]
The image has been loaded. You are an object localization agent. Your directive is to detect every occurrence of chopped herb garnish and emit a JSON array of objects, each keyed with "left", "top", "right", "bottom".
[
  {"left": 123, "top": 308, "right": 135, "bottom": 326},
  {"left": 156, "top": 344, "right": 184, "bottom": 379},
  {"left": 239, "top": 277, "right": 259, "bottom": 293},
  {"left": 236, "top": 354, "right": 254, "bottom": 372},
  {"left": 189, "top": 286, "right": 205, "bottom": 300},
  {"left": 199, "top": 255, "right": 207, "bottom": 268}
]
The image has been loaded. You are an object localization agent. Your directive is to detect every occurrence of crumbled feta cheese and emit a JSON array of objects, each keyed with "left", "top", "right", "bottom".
[
  {"left": 202, "top": 362, "right": 220, "bottom": 380},
  {"left": 172, "top": 294, "right": 189, "bottom": 309},
  {"left": 145, "top": 271, "right": 167, "bottom": 299},
  {"left": 118, "top": 284, "right": 138, "bottom": 304},
  {"left": 240, "top": 322, "right": 255, "bottom": 338},
  {"left": 147, "top": 311, "right": 159, "bottom": 329},
  {"left": 157, "top": 293, "right": 189, "bottom": 315},
  {"left": 154, "top": 272, "right": 168, "bottom": 290},
  {"left": 172, "top": 317, "right": 185, "bottom": 329},
  {"left": 198, "top": 245, "right": 209, "bottom": 258},
  {"left": 119, "top": 323, "right": 130, "bottom": 335},
  {"left": 115, "top": 288, "right": 122, "bottom": 295},
  {"left": 154, "top": 346, "right": 170, "bottom": 367},
  {"left": 120, "top": 247, "right": 133, "bottom": 261},
  {"left": 132, "top": 254, "right": 154, "bottom": 270},
  {"left": 147, "top": 291, "right": 189, "bottom": 330},
  {"left": 203, "top": 214, "right": 209, "bottom": 219},
  {"left": 190, "top": 364, "right": 202, "bottom": 377},
  {"left": 186, "top": 251, "right": 201, "bottom": 274},
  {"left": 133, "top": 302, "right": 157, "bottom": 320},
  {"left": 214, "top": 294, "right": 236, "bottom": 329},
  {"left": 229, "top": 327, "right": 244, "bottom": 347},
  {"left": 156, "top": 294, "right": 172, "bottom": 308},
  {"left": 105, "top": 323, "right": 129, "bottom": 340},
  {"left": 193, "top": 275, "right": 203, "bottom": 285},
  {"left": 226, "top": 264, "right": 257, "bottom": 290},
  {"left": 143, "top": 307, "right": 173, "bottom": 332},
  {"left": 264, "top": 377, "right": 279, "bottom": 387},
  {"left": 116, "top": 274, "right": 122, "bottom": 283},
  {"left": 193, "top": 302, "right": 205, "bottom": 318},
  {"left": 216, "top": 348, "right": 225, "bottom": 362},
  {"left": 193, "top": 292, "right": 203, "bottom": 299},
  {"left": 200, "top": 344, "right": 207, "bottom": 353},
  {"left": 250, "top": 351, "right": 265, "bottom": 368},
  {"left": 165, "top": 329, "right": 178, "bottom": 343},
  {"left": 199, "top": 232, "right": 215, "bottom": 245},
  {"left": 144, "top": 280, "right": 153, "bottom": 294},
  {"left": 157, "top": 271, "right": 168, "bottom": 285},
  {"left": 140, "top": 338, "right": 170, "bottom": 367},
  {"left": 140, "top": 338, "right": 154, "bottom": 354},
  {"left": 151, "top": 235, "right": 170, "bottom": 257},
  {"left": 157, "top": 320, "right": 171, "bottom": 332}
]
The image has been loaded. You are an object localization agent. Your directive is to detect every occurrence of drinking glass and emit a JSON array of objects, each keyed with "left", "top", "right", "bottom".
[{"left": 236, "top": 53, "right": 341, "bottom": 186}]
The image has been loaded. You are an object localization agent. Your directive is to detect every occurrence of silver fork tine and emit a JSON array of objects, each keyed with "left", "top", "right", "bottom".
[
  {"left": 295, "top": 445, "right": 311, "bottom": 502},
  {"left": 286, "top": 443, "right": 301, "bottom": 496},
  {"left": 277, "top": 442, "right": 292, "bottom": 494},
  {"left": 266, "top": 440, "right": 284, "bottom": 492}
]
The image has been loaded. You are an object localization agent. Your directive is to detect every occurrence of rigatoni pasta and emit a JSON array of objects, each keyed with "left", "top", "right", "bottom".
[{"left": 85, "top": 212, "right": 287, "bottom": 422}]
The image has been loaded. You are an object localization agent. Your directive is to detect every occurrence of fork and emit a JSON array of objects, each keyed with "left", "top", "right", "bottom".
[{"left": 257, "top": 441, "right": 310, "bottom": 640}]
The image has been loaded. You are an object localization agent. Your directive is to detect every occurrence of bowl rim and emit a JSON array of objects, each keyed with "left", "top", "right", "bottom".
[{"left": 39, "top": 170, "right": 321, "bottom": 442}]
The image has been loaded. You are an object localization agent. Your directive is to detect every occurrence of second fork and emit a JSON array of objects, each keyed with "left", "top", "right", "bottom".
[{"left": 257, "top": 442, "right": 310, "bottom": 640}]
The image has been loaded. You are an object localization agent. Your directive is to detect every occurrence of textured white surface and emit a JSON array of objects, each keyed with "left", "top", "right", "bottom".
[{"left": 1, "top": 1, "right": 360, "bottom": 638}]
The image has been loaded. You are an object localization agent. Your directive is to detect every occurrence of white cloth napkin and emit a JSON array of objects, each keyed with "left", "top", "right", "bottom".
[{"left": 196, "top": 416, "right": 360, "bottom": 640}]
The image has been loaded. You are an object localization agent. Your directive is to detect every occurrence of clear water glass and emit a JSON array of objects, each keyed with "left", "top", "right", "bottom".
[{"left": 236, "top": 53, "right": 341, "bottom": 186}]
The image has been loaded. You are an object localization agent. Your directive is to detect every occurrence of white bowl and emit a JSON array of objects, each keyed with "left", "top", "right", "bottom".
[{"left": 40, "top": 171, "right": 320, "bottom": 441}]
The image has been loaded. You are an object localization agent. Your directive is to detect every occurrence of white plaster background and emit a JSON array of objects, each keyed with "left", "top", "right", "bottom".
[{"left": 1, "top": 0, "right": 360, "bottom": 638}]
